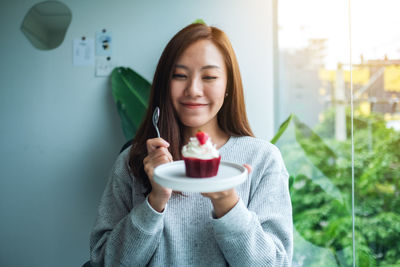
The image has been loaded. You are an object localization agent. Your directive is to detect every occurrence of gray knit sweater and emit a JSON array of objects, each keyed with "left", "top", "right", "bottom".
[{"left": 90, "top": 136, "right": 293, "bottom": 267}]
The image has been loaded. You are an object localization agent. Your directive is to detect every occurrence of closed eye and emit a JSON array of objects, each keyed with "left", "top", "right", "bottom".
[
  {"left": 203, "top": 76, "right": 217, "bottom": 80},
  {"left": 172, "top": 73, "right": 187, "bottom": 80}
]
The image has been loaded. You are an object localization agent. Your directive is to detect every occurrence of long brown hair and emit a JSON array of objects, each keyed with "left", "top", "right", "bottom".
[{"left": 129, "top": 23, "right": 254, "bottom": 192}]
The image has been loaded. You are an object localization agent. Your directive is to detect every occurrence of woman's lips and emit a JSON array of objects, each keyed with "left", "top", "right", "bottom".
[{"left": 181, "top": 102, "right": 208, "bottom": 109}]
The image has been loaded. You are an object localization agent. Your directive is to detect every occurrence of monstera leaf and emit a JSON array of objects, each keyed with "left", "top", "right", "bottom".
[{"left": 111, "top": 67, "right": 151, "bottom": 140}]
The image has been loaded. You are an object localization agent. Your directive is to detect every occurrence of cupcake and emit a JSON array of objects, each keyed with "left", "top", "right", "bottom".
[{"left": 182, "top": 131, "right": 221, "bottom": 178}]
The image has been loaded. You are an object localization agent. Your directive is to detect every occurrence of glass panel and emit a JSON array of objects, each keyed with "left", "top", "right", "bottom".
[
  {"left": 276, "top": 0, "right": 355, "bottom": 266},
  {"left": 351, "top": 0, "right": 400, "bottom": 266}
]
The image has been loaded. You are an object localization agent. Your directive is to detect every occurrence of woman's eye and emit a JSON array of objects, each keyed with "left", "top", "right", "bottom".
[
  {"left": 203, "top": 76, "right": 217, "bottom": 80},
  {"left": 172, "top": 74, "right": 187, "bottom": 79}
]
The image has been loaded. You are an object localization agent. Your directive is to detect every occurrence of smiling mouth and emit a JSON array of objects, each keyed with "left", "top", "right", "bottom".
[{"left": 181, "top": 103, "right": 208, "bottom": 109}]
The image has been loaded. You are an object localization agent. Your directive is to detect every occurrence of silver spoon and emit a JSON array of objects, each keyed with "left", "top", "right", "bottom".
[{"left": 152, "top": 106, "right": 160, "bottom": 138}]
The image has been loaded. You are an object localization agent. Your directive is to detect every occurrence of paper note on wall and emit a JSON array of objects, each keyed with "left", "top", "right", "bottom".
[
  {"left": 73, "top": 38, "right": 95, "bottom": 66},
  {"left": 96, "top": 31, "right": 112, "bottom": 56}
]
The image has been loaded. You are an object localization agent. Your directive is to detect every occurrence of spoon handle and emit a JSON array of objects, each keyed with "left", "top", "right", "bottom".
[
  {"left": 155, "top": 124, "right": 160, "bottom": 138},
  {"left": 153, "top": 107, "right": 160, "bottom": 138}
]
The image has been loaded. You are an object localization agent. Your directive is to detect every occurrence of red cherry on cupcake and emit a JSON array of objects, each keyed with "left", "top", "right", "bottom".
[{"left": 196, "top": 131, "right": 209, "bottom": 145}]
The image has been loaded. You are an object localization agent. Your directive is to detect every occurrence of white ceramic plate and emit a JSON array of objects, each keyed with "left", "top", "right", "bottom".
[{"left": 153, "top": 160, "right": 248, "bottom": 193}]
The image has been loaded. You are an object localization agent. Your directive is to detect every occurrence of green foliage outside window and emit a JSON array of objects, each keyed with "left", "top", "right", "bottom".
[{"left": 281, "top": 110, "right": 400, "bottom": 266}]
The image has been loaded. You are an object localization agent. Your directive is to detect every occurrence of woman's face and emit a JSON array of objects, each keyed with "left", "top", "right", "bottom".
[{"left": 170, "top": 40, "right": 227, "bottom": 131}]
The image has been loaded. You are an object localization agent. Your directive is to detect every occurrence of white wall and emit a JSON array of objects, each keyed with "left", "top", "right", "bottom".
[{"left": 0, "top": 0, "right": 274, "bottom": 266}]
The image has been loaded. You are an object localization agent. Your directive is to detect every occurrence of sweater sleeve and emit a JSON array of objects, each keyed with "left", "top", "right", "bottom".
[
  {"left": 211, "top": 147, "right": 293, "bottom": 267},
  {"left": 89, "top": 156, "right": 165, "bottom": 267}
]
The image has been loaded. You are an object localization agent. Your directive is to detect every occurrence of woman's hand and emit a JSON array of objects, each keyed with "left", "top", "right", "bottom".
[
  {"left": 143, "top": 138, "right": 173, "bottom": 212},
  {"left": 202, "top": 164, "right": 252, "bottom": 218}
]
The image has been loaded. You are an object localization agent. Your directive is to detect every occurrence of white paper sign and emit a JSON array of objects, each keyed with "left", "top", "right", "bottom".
[{"left": 73, "top": 38, "right": 95, "bottom": 66}]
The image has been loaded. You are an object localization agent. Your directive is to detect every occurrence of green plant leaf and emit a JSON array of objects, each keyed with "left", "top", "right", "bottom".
[
  {"left": 288, "top": 109, "right": 400, "bottom": 265},
  {"left": 271, "top": 113, "right": 293, "bottom": 144},
  {"left": 293, "top": 115, "right": 337, "bottom": 179},
  {"left": 111, "top": 67, "right": 151, "bottom": 140},
  {"left": 116, "top": 102, "right": 137, "bottom": 140}
]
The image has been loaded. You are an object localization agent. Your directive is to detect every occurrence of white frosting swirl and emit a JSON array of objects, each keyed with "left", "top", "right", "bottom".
[{"left": 182, "top": 137, "right": 219, "bottom": 159}]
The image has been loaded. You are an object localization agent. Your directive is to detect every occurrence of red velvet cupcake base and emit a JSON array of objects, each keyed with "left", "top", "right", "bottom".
[{"left": 182, "top": 156, "right": 221, "bottom": 178}]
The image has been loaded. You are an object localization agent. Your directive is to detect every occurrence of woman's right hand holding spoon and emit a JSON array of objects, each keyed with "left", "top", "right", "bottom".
[{"left": 143, "top": 138, "right": 173, "bottom": 212}]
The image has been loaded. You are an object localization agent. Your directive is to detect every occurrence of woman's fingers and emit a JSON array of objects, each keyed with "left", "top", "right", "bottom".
[
  {"left": 152, "top": 153, "right": 172, "bottom": 169},
  {"left": 243, "top": 164, "right": 252, "bottom": 174},
  {"left": 150, "top": 147, "right": 173, "bottom": 162},
  {"left": 146, "top": 138, "right": 170, "bottom": 153},
  {"left": 144, "top": 157, "right": 169, "bottom": 180},
  {"left": 143, "top": 139, "right": 173, "bottom": 181},
  {"left": 144, "top": 152, "right": 171, "bottom": 176}
]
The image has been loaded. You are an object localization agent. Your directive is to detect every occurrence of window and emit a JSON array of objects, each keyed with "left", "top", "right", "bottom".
[{"left": 276, "top": 0, "right": 400, "bottom": 266}]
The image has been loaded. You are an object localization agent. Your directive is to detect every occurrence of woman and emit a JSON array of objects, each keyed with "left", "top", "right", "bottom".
[{"left": 90, "top": 23, "right": 293, "bottom": 266}]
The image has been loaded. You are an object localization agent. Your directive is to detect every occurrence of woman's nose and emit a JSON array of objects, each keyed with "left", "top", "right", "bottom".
[{"left": 185, "top": 76, "right": 203, "bottom": 97}]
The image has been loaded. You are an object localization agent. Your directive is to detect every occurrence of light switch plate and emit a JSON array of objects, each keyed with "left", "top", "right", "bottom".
[{"left": 95, "top": 56, "right": 113, "bottom": 77}]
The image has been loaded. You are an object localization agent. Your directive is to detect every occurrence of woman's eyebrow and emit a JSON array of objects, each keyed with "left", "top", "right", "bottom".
[
  {"left": 175, "top": 64, "right": 189, "bottom": 70},
  {"left": 174, "top": 64, "right": 221, "bottom": 70},
  {"left": 201, "top": 65, "right": 220, "bottom": 70}
]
